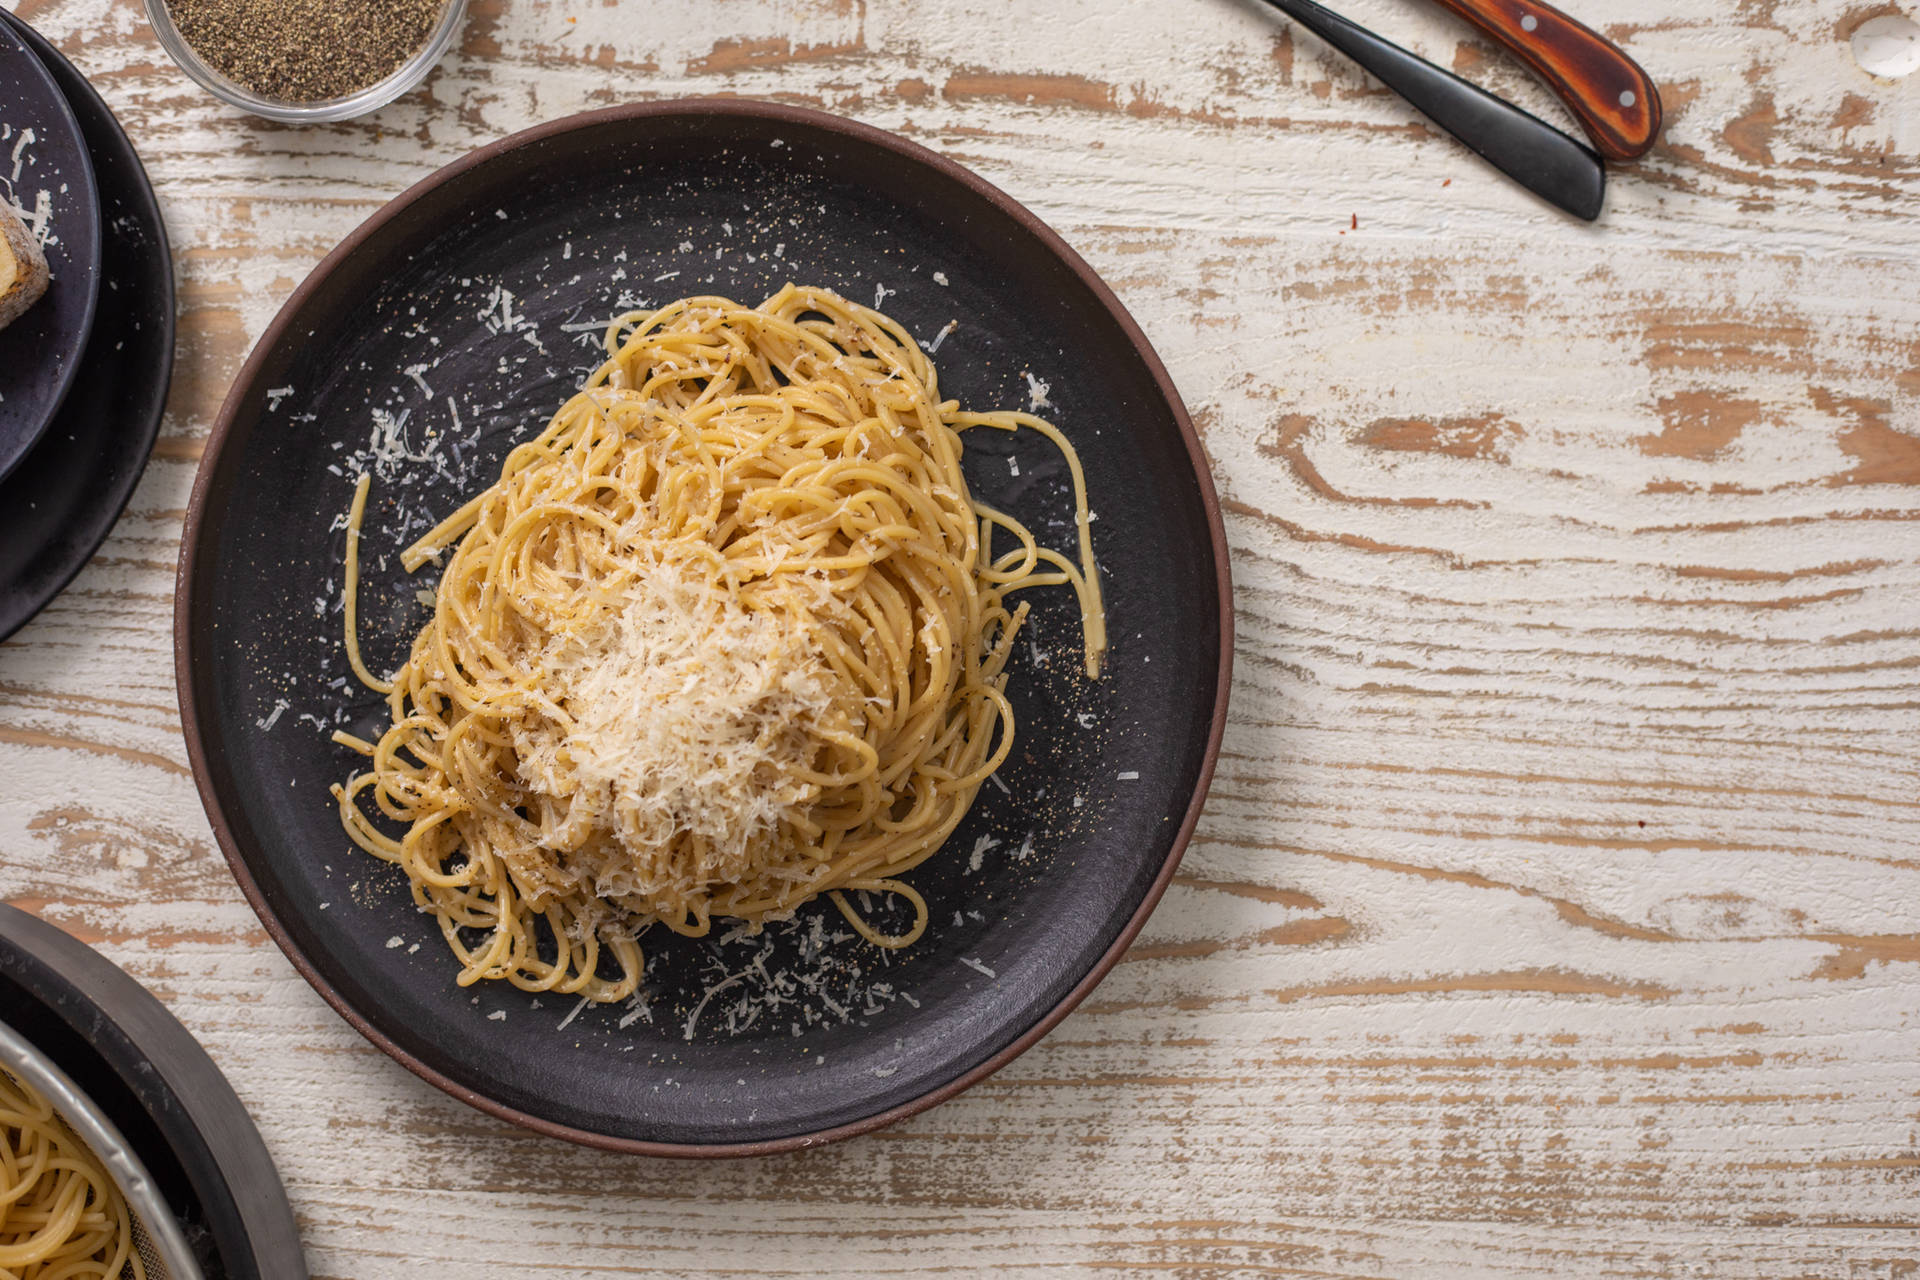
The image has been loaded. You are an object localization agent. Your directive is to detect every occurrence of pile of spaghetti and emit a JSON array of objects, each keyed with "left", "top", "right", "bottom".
[
  {"left": 0, "top": 1071, "right": 143, "bottom": 1279},
  {"left": 333, "top": 284, "right": 1103, "bottom": 1005}
]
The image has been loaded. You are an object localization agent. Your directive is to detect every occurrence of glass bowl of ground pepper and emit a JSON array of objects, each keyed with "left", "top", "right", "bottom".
[{"left": 145, "top": 0, "right": 467, "bottom": 123}]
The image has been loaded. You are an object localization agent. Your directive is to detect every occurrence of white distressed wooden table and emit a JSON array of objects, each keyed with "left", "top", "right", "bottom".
[{"left": 4, "top": 0, "right": 1919, "bottom": 1274}]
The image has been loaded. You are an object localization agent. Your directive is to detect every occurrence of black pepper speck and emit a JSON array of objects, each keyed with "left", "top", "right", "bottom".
[{"left": 167, "top": 0, "right": 446, "bottom": 102}]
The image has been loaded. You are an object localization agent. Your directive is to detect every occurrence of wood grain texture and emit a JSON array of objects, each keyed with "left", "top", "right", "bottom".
[{"left": 2, "top": 0, "right": 1918, "bottom": 1274}]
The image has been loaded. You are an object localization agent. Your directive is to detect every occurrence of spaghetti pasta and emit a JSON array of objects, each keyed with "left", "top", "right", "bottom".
[
  {"left": 0, "top": 1071, "right": 143, "bottom": 1280},
  {"left": 332, "top": 284, "right": 1103, "bottom": 1004}
]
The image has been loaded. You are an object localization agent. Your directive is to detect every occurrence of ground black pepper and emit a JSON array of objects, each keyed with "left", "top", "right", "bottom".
[{"left": 166, "top": 0, "right": 447, "bottom": 103}]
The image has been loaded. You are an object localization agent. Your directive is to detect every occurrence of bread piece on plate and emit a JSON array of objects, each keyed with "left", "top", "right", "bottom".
[{"left": 0, "top": 202, "right": 51, "bottom": 331}]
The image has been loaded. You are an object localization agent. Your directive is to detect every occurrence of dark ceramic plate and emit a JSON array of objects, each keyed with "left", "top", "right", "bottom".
[
  {"left": 0, "top": 18, "right": 100, "bottom": 482},
  {"left": 0, "top": 905, "right": 307, "bottom": 1278},
  {"left": 178, "top": 101, "right": 1231, "bottom": 1154},
  {"left": 0, "top": 12, "right": 173, "bottom": 643}
]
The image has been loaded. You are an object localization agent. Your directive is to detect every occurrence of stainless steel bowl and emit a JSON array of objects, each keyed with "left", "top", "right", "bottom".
[
  {"left": 141, "top": 0, "right": 466, "bottom": 124},
  {"left": 0, "top": 1018, "right": 205, "bottom": 1280}
]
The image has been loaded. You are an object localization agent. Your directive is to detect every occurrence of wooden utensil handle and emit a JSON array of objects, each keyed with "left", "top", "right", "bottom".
[{"left": 1424, "top": 0, "right": 1662, "bottom": 160}]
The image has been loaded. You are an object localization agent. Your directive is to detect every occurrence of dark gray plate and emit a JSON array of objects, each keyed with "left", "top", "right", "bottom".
[
  {"left": 0, "top": 12, "right": 172, "bottom": 643},
  {"left": 178, "top": 101, "right": 1231, "bottom": 1154},
  {"left": 0, "top": 905, "right": 306, "bottom": 1279},
  {"left": 0, "top": 18, "right": 100, "bottom": 481}
]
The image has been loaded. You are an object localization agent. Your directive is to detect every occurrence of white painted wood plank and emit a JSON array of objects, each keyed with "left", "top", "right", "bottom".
[{"left": 2, "top": 0, "right": 1917, "bottom": 1274}]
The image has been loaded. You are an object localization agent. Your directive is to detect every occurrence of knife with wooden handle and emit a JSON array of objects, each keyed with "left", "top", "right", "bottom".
[{"left": 1422, "top": 0, "right": 1663, "bottom": 160}]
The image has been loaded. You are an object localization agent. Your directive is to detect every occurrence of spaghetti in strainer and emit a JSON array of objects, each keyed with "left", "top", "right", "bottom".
[{"left": 0, "top": 1019, "right": 202, "bottom": 1280}]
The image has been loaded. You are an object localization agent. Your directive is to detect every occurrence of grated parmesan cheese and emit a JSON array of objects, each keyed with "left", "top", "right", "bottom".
[
  {"left": 1024, "top": 371, "right": 1052, "bottom": 410},
  {"left": 511, "top": 558, "right": 847, "bottom": 907}
]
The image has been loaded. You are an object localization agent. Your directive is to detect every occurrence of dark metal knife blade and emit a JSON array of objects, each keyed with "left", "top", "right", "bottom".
[{"left": 1255, "top": 0, "right": 1607, "bottom": 221}]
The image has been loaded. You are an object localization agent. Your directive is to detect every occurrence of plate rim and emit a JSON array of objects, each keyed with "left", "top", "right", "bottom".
[
  {"left": 0, "top": 16, "right": 103, "bottom": 480},
  {"left": 0, "top": 10, "right": 173, "bottom": 644},
  {"left": 175, "top": 96, "right": 1234, "bottom": 1157}
]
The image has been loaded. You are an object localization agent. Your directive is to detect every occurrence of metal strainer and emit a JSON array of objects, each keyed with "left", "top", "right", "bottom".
[{"left": 0, "top": 1018, "right": 204, "bottom": 1280}]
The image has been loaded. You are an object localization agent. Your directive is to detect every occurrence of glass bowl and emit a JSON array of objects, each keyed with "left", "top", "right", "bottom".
[{"left": 142, "top": 0, "right": 467, "bottom": 124}]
